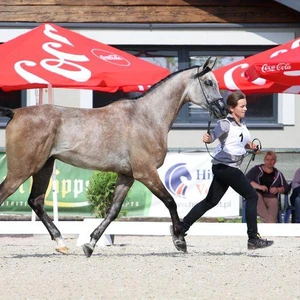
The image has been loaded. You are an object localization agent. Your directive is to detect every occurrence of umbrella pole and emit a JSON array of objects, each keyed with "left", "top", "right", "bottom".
[
  {"left": 32, "top": 89, "right": 41, "bottom": 222},
  {"left": 31, "top": 86, "right": 59, "bottom": 223},
  {"left": 48, "top": 84, "right": 59, "bottom": 223},
  {"left": 31, "top": 88, "right": 43, "bottom": 222},
  {"left": 38, "top": 88, "right": 43, "bottom": 105}
]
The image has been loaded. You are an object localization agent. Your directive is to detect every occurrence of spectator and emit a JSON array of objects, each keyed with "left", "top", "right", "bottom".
[
  {"left": 246, "top": 151, "right": 289, "bottom": 223},
  {"left": 290, "top": 168, "right": 300, "bottom": 223}
]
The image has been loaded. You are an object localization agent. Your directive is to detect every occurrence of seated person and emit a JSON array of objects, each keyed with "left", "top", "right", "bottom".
[
  {"left": 246, "top": 151, "right": 289, "bottom": 223},
  {"left": 290, "top": 168, "right": 300, "bottom": 223}
]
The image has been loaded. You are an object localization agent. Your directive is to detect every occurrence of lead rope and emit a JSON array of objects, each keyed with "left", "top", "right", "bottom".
[{"left": 243, "top": 138, "right": 262, "bottom": 174}]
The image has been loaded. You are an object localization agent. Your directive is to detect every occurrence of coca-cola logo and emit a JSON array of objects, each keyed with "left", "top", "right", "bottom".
[
  {"left": 261, "top": 63, "right": 292, "bottom": 73},
  {"left": 92, "top": 49, "right": 130, "bottom": 66},
  {"left": 14, "top": 24, "right": 91, "bottom": 84}
]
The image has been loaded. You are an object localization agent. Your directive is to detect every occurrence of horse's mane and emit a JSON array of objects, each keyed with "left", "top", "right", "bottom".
[{"left": 131, "top": 65, "right": 200, "bottom": 100}]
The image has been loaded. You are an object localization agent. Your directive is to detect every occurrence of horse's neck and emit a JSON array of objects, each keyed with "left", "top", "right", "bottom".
[{"left": 138, "top": 70, "right": 191, "bottom": 131}]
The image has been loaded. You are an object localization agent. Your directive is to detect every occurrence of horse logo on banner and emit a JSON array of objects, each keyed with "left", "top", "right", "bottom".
[{"left": 164, "top": 163, "right": 192, "bottom": 198}]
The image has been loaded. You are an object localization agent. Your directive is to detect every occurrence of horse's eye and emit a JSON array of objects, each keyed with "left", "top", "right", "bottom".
[{"left": 204, "top": 80, "right": 213, "bottom": 86}]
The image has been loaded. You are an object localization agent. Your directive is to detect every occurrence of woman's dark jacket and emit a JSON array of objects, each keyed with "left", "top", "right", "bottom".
[{"left": 246, "top": 164, "right": 289, "bottom": 197}]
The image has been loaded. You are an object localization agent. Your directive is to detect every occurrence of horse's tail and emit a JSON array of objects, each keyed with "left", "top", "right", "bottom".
[{"left": 0, "top": 106, "right": 14, "bottom": 119}]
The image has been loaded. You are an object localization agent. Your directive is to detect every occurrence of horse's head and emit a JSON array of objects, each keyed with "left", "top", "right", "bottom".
[{"left": 190, "top": 58, "right": 228, "bottom": 119}]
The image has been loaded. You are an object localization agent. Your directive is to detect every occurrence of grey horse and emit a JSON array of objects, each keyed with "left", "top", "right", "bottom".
[{"left": 0, "top": 57, "right": 227, "bottom": 257}]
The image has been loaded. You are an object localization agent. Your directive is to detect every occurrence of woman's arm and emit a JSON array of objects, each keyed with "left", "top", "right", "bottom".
[
  {"left": 250, "top": 180, "right": 268, "bottom": 192},
  {"left": 203, "top": 119, "right": 229, "bottom": 144},
  {"left": 291, "top": 168, "right": 300, "bottom": 189},
  {"left": 270, "top": 171, "right": 289, "bottom": 195}
]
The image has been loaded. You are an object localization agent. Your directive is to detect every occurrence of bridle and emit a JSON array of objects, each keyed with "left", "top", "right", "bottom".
[{"left": 197, "top": 66, "right": 228, "bottom": 120}]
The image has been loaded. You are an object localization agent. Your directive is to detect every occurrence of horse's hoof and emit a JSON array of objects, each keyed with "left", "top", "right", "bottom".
[
  {"left": 82, "top": 243, "right": 94, "bottom": 258},
  {"left": 173, "top": 238, "right": 187, "bottom": 252},
  {"left": 55, "top": 246, "right": 69, "bottom": 255},
  {"left": 170, "top": 225, "right": 187, "bottom": 253}
]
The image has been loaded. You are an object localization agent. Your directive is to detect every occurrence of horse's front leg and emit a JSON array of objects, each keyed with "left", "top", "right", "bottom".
[
  {"left": 82, "top": 174, "right": 134, "bottom": 258},
  {"left": 28, "top": 158, "right": 68, "bottom": 254},
  {"left": 139, "top": 171, "right": 187, "bottom": 253}
]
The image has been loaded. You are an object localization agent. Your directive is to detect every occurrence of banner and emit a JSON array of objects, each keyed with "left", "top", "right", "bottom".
[
  {"left": 0, "top": 154, "right": 93, "bottom": 215},
  {"left": 0, "top": 152, "right": 240, "bottom": 217},
  {"left": 150, "top": 152, "right": 240, "bottom": 218},
  {"left": 0, "top": 153, "right": 152, "bottom": 216}
]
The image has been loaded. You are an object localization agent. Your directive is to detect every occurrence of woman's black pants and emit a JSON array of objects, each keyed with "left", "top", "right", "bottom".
[{"left": 182, "top": 164, "right": 258, "bottom": 239}]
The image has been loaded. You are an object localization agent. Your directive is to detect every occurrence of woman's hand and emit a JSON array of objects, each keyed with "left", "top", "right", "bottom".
[
  {"left": 270, "top": 186, "right": 281, "bottom": 194},
  {"left": 251, "top": 181, "right": 268, "bottom": 192},
  {"left": 247, "top": 142, "right": 261, "bottom": 154},
  {"left": 259, "top": 185, "right": 269, "bottom": 192},
  {"left": 203, "top": 133, "right": 212, "bottom": 144}
]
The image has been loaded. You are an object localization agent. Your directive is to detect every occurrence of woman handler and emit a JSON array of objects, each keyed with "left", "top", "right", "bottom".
[{"left": 173, "top": 91, "right": 273, "bottom": 250}]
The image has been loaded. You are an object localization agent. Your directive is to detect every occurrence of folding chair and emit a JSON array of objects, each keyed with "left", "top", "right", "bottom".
[{"left": 280, "top": 188, "right": 295, "bottom": 223}]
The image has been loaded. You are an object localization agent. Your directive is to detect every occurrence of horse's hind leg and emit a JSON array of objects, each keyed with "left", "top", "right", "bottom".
[
  {"left": 28, "top": 157, "right": 68, "bottom": 254},
  {"left": 82, "top": 174, "right": 134, "bottom": 258},
  {"left": 0, "top": 175, "right": 28, "bottom": 205}
]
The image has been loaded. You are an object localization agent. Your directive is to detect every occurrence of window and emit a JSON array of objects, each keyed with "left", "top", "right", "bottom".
[
  {"left": 92, "top": 45, "right": 278, "bottom": 128},
  {"left": 0, "top": 90, "right": 26, "bottom": 127},
  {"left": 0, "top": 39, "right": 25, "bottom": 126}
]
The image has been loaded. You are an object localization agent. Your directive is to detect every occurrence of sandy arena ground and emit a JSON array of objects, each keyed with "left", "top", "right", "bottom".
[{"left": 0, "top": 234, "right": 299, "bottom": 300}]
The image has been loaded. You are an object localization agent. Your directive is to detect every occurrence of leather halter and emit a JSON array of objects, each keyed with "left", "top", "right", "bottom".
[{"left": 197, "top": 66, "right": 228, "bottom": 119}]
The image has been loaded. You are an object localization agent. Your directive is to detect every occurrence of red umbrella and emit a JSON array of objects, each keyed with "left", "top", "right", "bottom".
[
  {"left": 213, "top": 37, "right": 300, "bottom": 94},
  {"left": 0, "top": 23, "right": 170, "bottom": 93},
  {"left": 245, "top": 39, "right": 300, "bottom": 87}
]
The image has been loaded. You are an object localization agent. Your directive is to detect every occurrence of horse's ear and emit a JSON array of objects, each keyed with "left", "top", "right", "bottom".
[
  {"left": 211, "top": 58, "right": 217, "bottom": 70},
  {"left": 202, "top": 57, "right": 211, "bottom": 70},
  {"left": 195, "top": 56, "right": 217, "bottom": 78}
]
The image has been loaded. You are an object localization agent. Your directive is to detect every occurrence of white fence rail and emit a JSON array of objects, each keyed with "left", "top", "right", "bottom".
[{"left": 1, "top": 220, "right": 300, "bottom": 247}]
